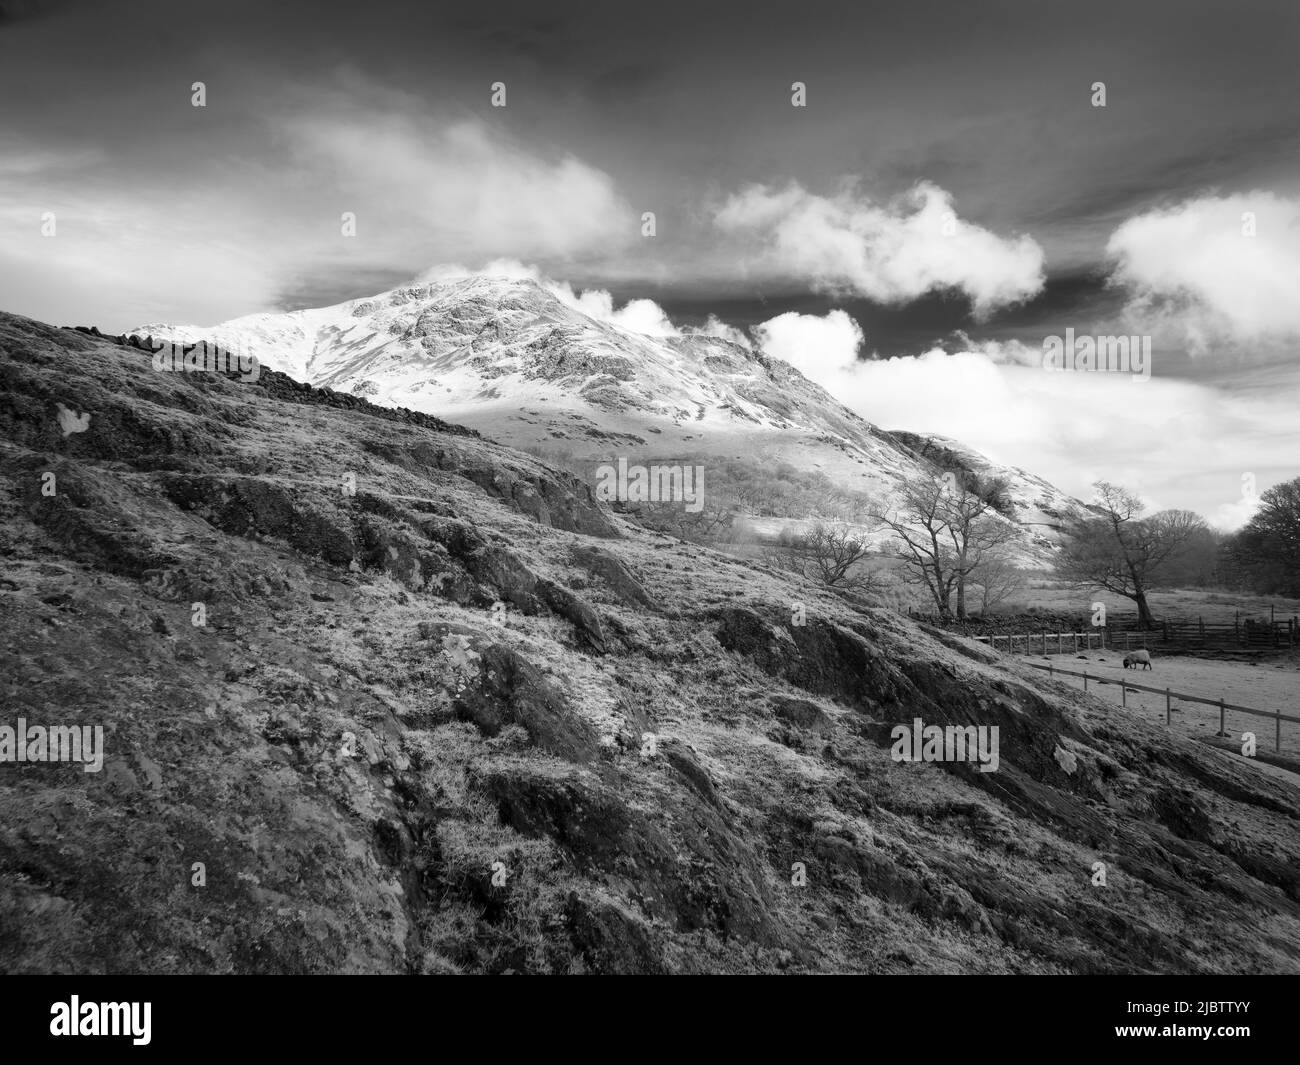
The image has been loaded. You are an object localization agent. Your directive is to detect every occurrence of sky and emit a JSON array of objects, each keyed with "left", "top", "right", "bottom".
[{"left": 2, "top": 0, "right": 1298, "bottom": 526}]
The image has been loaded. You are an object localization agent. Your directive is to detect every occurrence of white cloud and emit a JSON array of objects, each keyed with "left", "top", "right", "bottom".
[
  {"left": 1106, "top": 191, "right": 1300, "bottom": 352},
  {"left": 1210, "top": 494, "right": 1263, "bottom": 532},
  {"left": 692, "top": 314, "right": 752, "bottom": 347},
  {"left": 0, "top": 101, "right": 639, "bottom": 331},
  {"left": 715, "top": 180, "right": 1045, "bottom": 315},
  {"left": 753, "top": 314, "right": 1299, "bottom": 530},
  {"left": 553, "top": 288, "right": 679, "bottom": 337},
  {"left": 0, "top": 193, "right": 278, "bottom": 329},
  {"left": 947, "top": 331, "right": 1042, "bottom": 367},
  {"left": 753, "top": 309, "right": 864, "bottom": 378},
  {"left": 285, "top": 115, "right": 634, "bottom": 265}
]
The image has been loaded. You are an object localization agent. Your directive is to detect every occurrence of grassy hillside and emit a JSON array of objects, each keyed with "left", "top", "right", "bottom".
[{"left": 2, "top": 312, "right": 1299, "bottom": 974}]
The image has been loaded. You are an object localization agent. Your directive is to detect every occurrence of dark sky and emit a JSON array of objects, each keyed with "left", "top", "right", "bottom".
[{"left": 4, "top": 0, "right": 1298, "bottom": 335}]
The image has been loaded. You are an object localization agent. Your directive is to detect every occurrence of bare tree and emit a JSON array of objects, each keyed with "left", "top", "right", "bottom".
[
  {"left": 772, "top": 521, "right": 884, "bottom": 593},
  {"left": 968, "top": 552, "right": 1026, "bottom": 614},
  {"left": 803, "top": 522, "right": 870, "bottom": 587},
  {"left": 872, "top": 472, "right": 1018, "bottom": 619},
  {"left": 1056, "top": 482, "right": 1206, "bottom": 629}
]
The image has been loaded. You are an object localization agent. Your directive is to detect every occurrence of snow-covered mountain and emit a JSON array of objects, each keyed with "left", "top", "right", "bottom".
[{"left": 137, "top": 275, "right": 1086, "bottom": 559}]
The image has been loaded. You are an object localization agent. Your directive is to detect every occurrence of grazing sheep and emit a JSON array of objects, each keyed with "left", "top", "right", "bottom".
[{"left": 1123, "top": 649, "right": 1152, "bottom": 670}]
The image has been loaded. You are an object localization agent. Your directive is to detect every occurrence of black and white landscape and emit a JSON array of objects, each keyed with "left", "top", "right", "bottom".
[{"left": 2, "top": 0, "right": 1300, "bottom": 986}]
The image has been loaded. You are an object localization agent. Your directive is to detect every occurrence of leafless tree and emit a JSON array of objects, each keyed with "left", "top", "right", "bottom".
[
  {"left": 1056, "top": 481, "right": 1206, "bottom": 629},
  {"left": 872, "top": 472, "right": 1018, "bottom": 619},
  {"left": 771, "top": 521, "right": 885, "bottom": 594},
  {"left": 968, "top": 551, "right": 1026, "bottom": 614}
]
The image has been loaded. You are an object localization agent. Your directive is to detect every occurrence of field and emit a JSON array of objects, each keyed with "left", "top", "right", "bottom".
[
  {"left": 1013, "top": 648, "right": 1300, "bottom": 765},
  {"left": 1014, "top": 578, "right": 1300, "bottom": 626}
]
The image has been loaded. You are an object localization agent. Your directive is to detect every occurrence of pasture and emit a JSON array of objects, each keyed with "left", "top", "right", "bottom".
[{"left": 1019, "top": 649, "right": 1300, "bottom": 761}]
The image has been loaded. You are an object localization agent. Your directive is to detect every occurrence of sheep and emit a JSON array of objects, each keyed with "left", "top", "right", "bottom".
[{"left": 1122, "top": 649, "right": 1152, "bottom": 670}]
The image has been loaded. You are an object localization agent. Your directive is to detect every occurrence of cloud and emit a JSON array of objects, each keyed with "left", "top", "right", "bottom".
[
  {"left": 283, "top": 113, "right": 634, "bottom": 265},
  {"left": 418, "top": 258, "right": 541, "bottom": 284},
  {"left": 751, "top": 311, "right": 1298, "bottom": 530},
  {"left": 1210, "top": 493, "right": 1263, "bottom": 532},
  {"left": 715, "top": 180, "right": 1045, "bottom": 316},
  {"left": 553, "top": 289, "right": 679, "bottom": 337},
  {"left": 691, "top": 314, "right": 752, "bottom": 347},
  {"left": 1106, "top": 191, "right": 1300, "bottom": 352},
  {"left": 945, "top": 330, "right": 1042, "bottom": 367},
  {"left": 0, "top": 149, "right": 278, "bottom": 328},
  {"left": 0, "top": 89, "right": 638, "bottom": 329},
  {"left": 752, "top": 309, "right": 864, "bottom": 378}
]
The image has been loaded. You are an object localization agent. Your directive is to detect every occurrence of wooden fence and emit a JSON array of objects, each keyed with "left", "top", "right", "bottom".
[
  {"left": 973, "top": 631, "right": 1105, "bottom": 654},
  {"left": 1023, "top": 661, "right": 1299, "bottom": 752},
  {"left": 921, "top": 618, "right": 1297, "bottom": 653},
  {"left": 1105, "top": 616, "right": 1296, "bottom": 651}
]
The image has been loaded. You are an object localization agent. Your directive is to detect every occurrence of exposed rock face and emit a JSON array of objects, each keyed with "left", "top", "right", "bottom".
[{"left": 1, "top": 309, "right": 1299, "bottom": 974}]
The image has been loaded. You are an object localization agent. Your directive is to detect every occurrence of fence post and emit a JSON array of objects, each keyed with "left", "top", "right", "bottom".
[
  {"left": 1277, "top": 708, "right": 1282, "bottom": 752},
  {"left": 1219, "top": 697, "right": 1225, "bottom": 737},
  {"left": 1122, "top": 679, "right": 1127, "bottom": 707},
  {"left": 1042, "top": 632, "right": 1047, "bottom": 656},
  {"left": 1083, "top": 670, "right": 1088, "bottom": 692},
  {"left": 1165, "top": 688, "right": 1170, "bottom": 725}
]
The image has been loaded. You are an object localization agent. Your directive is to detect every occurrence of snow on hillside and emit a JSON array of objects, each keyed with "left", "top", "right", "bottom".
[{"left": 138, "top": 275, "right": 1087, "bottom": 563}]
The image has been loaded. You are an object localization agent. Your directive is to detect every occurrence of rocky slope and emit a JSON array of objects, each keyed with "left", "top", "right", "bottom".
[
  {"left": 137, "top": 276, "right": 1085, "bottom": 560},
  {"left": 2, "top": 310, "right": 1299, "bottom": 974}
]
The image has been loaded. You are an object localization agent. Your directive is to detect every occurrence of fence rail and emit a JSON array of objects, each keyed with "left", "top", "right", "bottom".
[
  {"left": 1023, "top": 661, "right": 1299, "bottom": 752},
  {"left": 920, "top": 619, "right": 1297, "bottom": 653}
]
